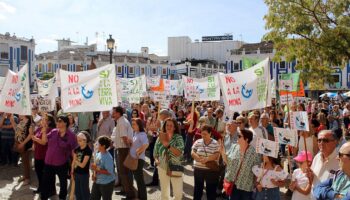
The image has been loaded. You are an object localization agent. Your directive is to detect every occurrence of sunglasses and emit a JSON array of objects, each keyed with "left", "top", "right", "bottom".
[
  {"left": 338, "top": 152, "right": 350, "bottom": 158},
  {"left": 317, "top": 138, "right": 335, "bottom": 143}
]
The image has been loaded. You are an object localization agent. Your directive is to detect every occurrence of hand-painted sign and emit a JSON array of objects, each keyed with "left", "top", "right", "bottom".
[
  {"left": 273, "top": 127, "right": 298, "bottom": 147},
  {"left": 255, "top": 137, "right": 279, "bottom": 158},
  {"left": 182, "top": 74, "right": 220, "bottom": 101},
  {"left": 291, "top": 111, "right": 309, "bottom": 131}
]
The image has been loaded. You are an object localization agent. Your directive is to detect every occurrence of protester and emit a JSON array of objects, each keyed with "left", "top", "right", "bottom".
[
  {"left": 41, "top": 114, "right": 78, "bottom": 200},
  {"left": 248, "top": 113, "right": 268, "bottom": 146},
  {"left": 154, "top": 118, "right": 184, "bottom": 200},
  {"left": 130, "top": 118, "right": 149, "bottom": 200},
  {"left": 14, "top": 115, "right": 34, "bottom": 186},
  {"left": 96, "top": 111, "right": 115, "bottom": 139},
  {"left": 290, "top": 151, "right": 313, "bottom": 200},
  {"left": 313, "top": 141, "right": 350, "bottom": 199},
  {"left": 67, "top": 113, "right": 78, "bottom": 134},
  {"left": 221, "top": 129, "right": 261, "bottom": 199},
  {"left": 77, "top": 112, "right": 93, "bottom": 133},
  {"left": 252, "top": 155, "right": 288, "bottom": 200},
  {"left": 0, "top": 113, "right": 18, "bottom": 166},
  {"left": 191, "top": 125, "right": 220, "bottom": 200},
  {"left": 145, "top": 107, "right": 159, "bottom": 170},
  {"left": 90, "top": 136, "right": 116, "bottom": 200},
  {"left": 111, "top": 106, "right": 135, "bottom": 199},
  {"left": 31, "top": 113, "right": 55, "bottom": 194}
]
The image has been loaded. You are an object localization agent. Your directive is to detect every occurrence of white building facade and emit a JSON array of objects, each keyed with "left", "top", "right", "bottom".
[{"left": 0, "top": 32, "right": 35, "bottom": 85}]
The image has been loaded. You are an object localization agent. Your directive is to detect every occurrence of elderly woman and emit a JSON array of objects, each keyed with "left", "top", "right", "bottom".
[
  {"left": 40, "top": 115, "right": 77, "bottom": 200},
  {"left": 220, "top": 129, "right": 261, "bottom": 200},
  {"left": 154, "top": 118, "right": 184, "bottom": 200},
  {"left": 191, "top": 125, "right": 220, "bottom": 200}
]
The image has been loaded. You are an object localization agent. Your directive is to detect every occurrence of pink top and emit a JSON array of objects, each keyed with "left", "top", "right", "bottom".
[{"left": 34, "top": 128, "right": 51, "bottom": 160}]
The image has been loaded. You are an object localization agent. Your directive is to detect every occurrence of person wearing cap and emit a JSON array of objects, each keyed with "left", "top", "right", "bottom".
[
  {"left": 248, "top": 113, "right": 268, "bottom": 147},
  {"left": 290, "top": 151, "right": 314, "bottom": 200},
  {"left": 313, "top": 141, "right": 350, "bottom": 200},
  {"left": 40, "top": 114, "right": 78, "bottom": 200},
  {"left": 310, "top": 130, "right": 340, "bottom": 198}
]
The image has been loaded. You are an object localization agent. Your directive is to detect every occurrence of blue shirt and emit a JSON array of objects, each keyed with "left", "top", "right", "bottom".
[
  {"left": 95, "top": 151, "right": 115, "bottom": 184},
  {"left": 130, "top": 131, "right": 149, "bottom": 160}
]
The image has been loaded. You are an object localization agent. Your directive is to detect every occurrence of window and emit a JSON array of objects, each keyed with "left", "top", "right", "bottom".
[
  {"left": 233, "top": 63, "right": 239, "bottom": 71},
  {"left": 141, "top": 67, "right": 145, "bottom": 75},
  {"left": 38, "top": 64, "right": 42, "bottom": 72},
  {"left": 20, "top": 46, "right": 28, "bottom": 61},
  {"left": 0, "top": 64, "right": 8, "bottom": 76},
  {"left": 129, "top": 66, "right": 134, "bottom": 74},
  {"left": 162, "top": 68, "right": 167, "bottom": 75},
  {"left": 48, "top": 63, "right": 52, "bottom": 72},
  {"left": 117, "top": 66, "right": 122, "bottom": 74},
  {"left": 280, "top": 61, "right": 286, "bottom": 69},
  {"left": 152, "top": 68, "right": 157, "bottom": 75},
  {"left": 0, "top": 43, "right": 9, "bottom": 59},
  {"left": 62, "top": 64, "right": 67, "bottom": 70}
]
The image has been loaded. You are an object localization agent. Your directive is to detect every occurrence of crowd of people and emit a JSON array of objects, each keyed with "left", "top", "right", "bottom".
[{"left": 0, "top": 95, "right": 350, "bottom": 200}]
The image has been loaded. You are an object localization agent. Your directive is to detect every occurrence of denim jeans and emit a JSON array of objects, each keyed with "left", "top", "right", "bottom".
[
  {"left": 1, "top": 138, "right": 17, "bottom": 164},
  {"left": 255, "top": 187, "right": 280, "bottom": 200},
  {"left": 74, "top": 173, "right": 90, "bottom": 200}
]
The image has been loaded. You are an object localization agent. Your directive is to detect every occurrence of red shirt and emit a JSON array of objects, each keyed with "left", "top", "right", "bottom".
[{"left": 34, "top": 128, "right": 51, "bottom": 160}]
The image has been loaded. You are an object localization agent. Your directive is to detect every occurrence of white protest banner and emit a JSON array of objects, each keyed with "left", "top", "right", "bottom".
[
  {"left": 60, "top": 64, "right": 118, "bottom": 112},
  {"left": 219, "top": 58, "right": 271, "bottom": 112},
  {"left": 280, "top": 94, "right": 294, "bottom": 105},
  {"left": 151, "top": 91, "right": 171, "bottom": 109},
  {"left": 255, "top": 137, "right": 279, "bottom": 158},
  {"left": 0, "top": 64, "right": 31, "bottom": 115},
  {"left": 146, "top": 76, "right": 161, "bottom": 90},
  {"left": 182, "top": 74, "right": 220, "bottom": 101},
  {"left": 273, "top": 127, "right": 298, "bottom": 147},
  {"left": 119, "top": 75, "right": 147, "bottom": 104},
  {"left": 37, "top": 77, "right": 58, "bottom": 97},
  {"left": 279, "top": 79, "right": 293, "bottom": 91},
  {"left": 291, "top": 111, "right": 309, "bottom": 131},
  {"left": 165, "top": 79, "right": 184, "bottom": 96}
]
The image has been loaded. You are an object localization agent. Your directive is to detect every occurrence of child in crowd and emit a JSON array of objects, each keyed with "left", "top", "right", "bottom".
[
  {"left": 253, "top": 155, "right": 288, "bottom": 200},
  {"left": 289, "top": 151, "right": 313, "bottom": 200},
  {"left": 71, "top": 131, "right": 92, "bottom": 200},
  {"left": 90, "top": 136, "right": 116, "bottom": 200}
]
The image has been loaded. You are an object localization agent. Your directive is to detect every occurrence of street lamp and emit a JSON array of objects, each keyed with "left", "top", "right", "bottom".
[{"left": 106, "top": 34, "right": 115, "bottom": 64}]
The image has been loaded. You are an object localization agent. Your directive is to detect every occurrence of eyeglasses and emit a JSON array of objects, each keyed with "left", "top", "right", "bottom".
[
  {"left": 317, "top": 138, "right": 335, "bottom": 143},
  {"left": 338, "top": 152, "right": 350, "bottom": 158}
]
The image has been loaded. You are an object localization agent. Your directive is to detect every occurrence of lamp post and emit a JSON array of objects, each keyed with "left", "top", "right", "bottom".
[{"left": 106, "top": 34, "right": 115, "bottom": 64}]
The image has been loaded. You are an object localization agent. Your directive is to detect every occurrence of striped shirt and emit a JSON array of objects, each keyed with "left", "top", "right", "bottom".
[
  {"left": 153, "top": 133, "right": 184, "bottom": 170},
  {"left": 192, "top": 138, "right": 219, "bottom": 169}
]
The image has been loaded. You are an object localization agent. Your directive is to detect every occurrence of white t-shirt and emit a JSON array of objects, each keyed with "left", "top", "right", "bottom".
[
  {"left": 291, "top": 168, "right": 311, "bottom": 200},
  {"left": 252, "top": 165, "right": 288, "bottom": 188}
]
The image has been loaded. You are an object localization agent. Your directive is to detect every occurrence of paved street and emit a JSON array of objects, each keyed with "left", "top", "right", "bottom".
[{"left": 0, "top": 154, "right": 290, "bottom": 200}]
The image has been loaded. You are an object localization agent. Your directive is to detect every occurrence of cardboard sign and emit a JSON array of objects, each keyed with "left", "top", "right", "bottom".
[
  {"left": 273, "top": 127, "right": 298, "bottom": 147},
  {"left": 290, "top": 111, "right": 309, "bottom": 131},
  {"left": 256, "top": 137, "right": 279, "bottom": 158}
]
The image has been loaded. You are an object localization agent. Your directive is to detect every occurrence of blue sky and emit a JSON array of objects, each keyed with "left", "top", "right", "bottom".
[{"left": 0, "top": 0, "right": 268, "bottom": 55}]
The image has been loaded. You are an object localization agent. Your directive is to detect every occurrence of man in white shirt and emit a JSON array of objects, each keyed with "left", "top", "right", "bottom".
[
  {"left": 248, "top": 113, "right": 268, "bottom": 147},
  {"left": 111, "top": 106, "right": 135, "bottom": 199},
  {"left": 310, "top": 130, "right": 339, "bottom": 198}
]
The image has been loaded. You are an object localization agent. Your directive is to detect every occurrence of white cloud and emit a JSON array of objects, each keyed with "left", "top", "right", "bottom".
[{"left": 0, "top": 1, "right": 16, "bottom": 13}]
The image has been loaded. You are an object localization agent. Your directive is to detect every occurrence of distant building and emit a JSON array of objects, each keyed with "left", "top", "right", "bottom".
[
  {"left": 226, "top": 41, "right": 350, "bottom": 96},
  {"left": 0, "top": 32, "right": 35, "bottom": 85}
]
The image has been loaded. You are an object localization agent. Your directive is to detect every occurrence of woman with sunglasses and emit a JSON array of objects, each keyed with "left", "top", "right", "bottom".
[
  {"left": 40, "top": 115, "right": 78, "bottom": 200},
  {"left": 220, "top": 129, "right": 261, "bottom": 200}
]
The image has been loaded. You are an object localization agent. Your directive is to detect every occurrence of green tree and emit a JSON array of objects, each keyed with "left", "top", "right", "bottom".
[
  {"left": 264, "top": 0, "right": 350, "bottom": 90},
  {"left": 41, "top": 72, "right": 54, "bottom": 80}
]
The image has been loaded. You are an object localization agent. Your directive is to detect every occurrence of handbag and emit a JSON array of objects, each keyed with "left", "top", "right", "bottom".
[
  {"left": 202, "top": 140, "right": 220, "bottom": 171},
  {"left": 123, "top": 153, "right": 138, "bottom": 171},
  {"left": 166, "top": 149, "right": 184, "bottom": 177},
  {"left": 223, "top": 147, "right": 248, "bottom": 195}
]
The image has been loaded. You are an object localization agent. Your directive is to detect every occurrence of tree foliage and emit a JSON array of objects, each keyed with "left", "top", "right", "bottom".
[{"left": 264, "top": 0, "right": 350, "bottom": 90}]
